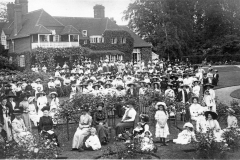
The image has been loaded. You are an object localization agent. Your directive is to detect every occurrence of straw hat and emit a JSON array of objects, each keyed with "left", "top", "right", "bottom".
[
  {"left": 205, "top": 111, "right": 218, "bottom": 120},
  {"left": 28, "top": 97, "right": 35, "bottom": 103},
  {"left": 183, "top": 122, "right": 194, "bottom": 129},
  {"left": 49, "top": 91, "right": 58, "bottom": 97},
  {"left": 155, "top": 102, "right": 167, "bottom": 110}
]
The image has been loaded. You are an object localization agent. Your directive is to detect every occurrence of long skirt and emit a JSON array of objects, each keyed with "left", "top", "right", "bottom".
[
  {"left": 13, "top": 131, "right": 34, "bottom": 145},
  {"left": 22, "top": 113, "right": 32, "bottom": 132},
  {"left": 3, "top": 115, "right": 12, "bottom": 141},
  {"left": 96, "top": 124, "right": 108, "bottom": 143},
  {"left": 155, "top": 123, "right": 169, "bottom": 138},
  {"left": 115, "top": 121, "right": 134, "bottom": 136},
  {"left": 72, "top": 128, "right": 90, "bottom": 149}
]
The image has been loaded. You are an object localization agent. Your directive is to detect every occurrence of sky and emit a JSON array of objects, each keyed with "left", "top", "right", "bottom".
[{"left": 2, "top": 0, "right": 134, "bottom": 25}]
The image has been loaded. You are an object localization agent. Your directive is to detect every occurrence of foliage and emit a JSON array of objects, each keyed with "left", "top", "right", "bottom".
[
  {"left": 124, "top": 0, "right": 240, "bottom": 59},
  {"left": 0, "top": 2, "right": 7, "bottom": 22},
  {"left": 83, "top": 30, "right": 134, "bottom": 61},
  {"left": 194, "top": 129, "right": 228, "bottom": 159},
  {"left": 222, "top": 127, "right": 240, "bottom": 151},
  {"left": 4, "top": 134, "right": 62, "bottom": 159},
  {"left": 100, "top": 136, "right": 158, "bottom": 159},
  {"left": 0, "top": 55, "right": 18, "bottom": 70}
]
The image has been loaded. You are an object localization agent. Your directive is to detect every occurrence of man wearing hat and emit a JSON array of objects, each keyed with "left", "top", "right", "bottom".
[
  {"left": 126, "top": 83, "right": 138, "bottom": 98},
  {"left": 115, "top": 99, "right": 137, "bottom": 138},
  {"left": 112, "top": 76, "right": 124, "bottom": 88}
]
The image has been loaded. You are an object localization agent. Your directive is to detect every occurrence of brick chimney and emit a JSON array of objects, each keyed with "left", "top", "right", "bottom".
[
  {"left": 14, "top": 4, "right": 22, "bottom": 36},
  {"left": 15, "top": 0, "right": 28, "bottom": 15},
  {"left": 7, "top": 2, "right": 14, "bottom": 22},
  {"left": 93, "top": 5, "right": 105, "bottom": 18}
]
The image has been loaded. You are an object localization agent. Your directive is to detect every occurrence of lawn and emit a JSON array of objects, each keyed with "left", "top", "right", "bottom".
[
  {"left": 230, "top": 89, "right": 240, "bottom": 99},
  {"left": 204, "top": 66, "right": 240, "bottom": 89}
]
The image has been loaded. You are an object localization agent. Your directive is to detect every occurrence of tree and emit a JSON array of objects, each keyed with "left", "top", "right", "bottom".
[
  {"left": 123, "top": 0, "right": 240, "bottom": 59},
  {"left": 0, "top": 2, "right": 7, "bottom": 22}
]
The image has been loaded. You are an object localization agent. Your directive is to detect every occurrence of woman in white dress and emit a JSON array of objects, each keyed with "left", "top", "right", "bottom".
[
  {"left": 155, "top": 102, "right": 169, "bottom": 146},
  {"left": 204, "top": 111, "right": 224, "bottom": 142},
  {"left": 165, "top": 83, "right": 175, "bottom": 101},
  {"left": 226, "top": 108, "right": 238, "bottom": 128},
  {"left": 189, "top": 97, "right": 205, "bottom": 122},
  {"left": 49, "top": 92, "right": 59, "bottom": 111},
  {"left": 36, "top": 91, "right": 48, "bottom": 116},
  {"left": 203, "top": 90, "right": 216, "bottom": 112},
  {"left": 19, "top": 95, "right": 31, "bottom": 132},
  {"left": 28, "top": 97, "right": 40, "bottom": 126},
  {"left": 72, "top": 105, "right": 92, "bottom": 151}
]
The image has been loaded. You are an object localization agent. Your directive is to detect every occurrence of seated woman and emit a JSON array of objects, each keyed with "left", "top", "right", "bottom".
[
  {"left": 72, "top": 105, "right": 92, "bottom": 152},
  {"left": 12, "top": 108, "right": 34, "bottom": 145},
  {"left": 204, "top": 111, "right": 224, "bottom": 142},
  {"left": 93, "top": 102, "right": 108, "bottom": 144},
  {"left": 173, "top": 122, "right": 198, "bottom": 145},
  {"left": 133, "top": 114, "right": 149, "bottom": 137},
  {"left": 38, "top": 107, "right": 59, "bottom": 145},
  {"left": 226, "top": 108, "right": 238, "bottom": 128}
]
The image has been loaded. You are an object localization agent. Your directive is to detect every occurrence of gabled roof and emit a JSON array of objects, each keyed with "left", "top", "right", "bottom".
[
  {"left": 9, "top": 9, "right": 64, "bottom": 39},
  {"left": 2, "top": 28, "right": 12, "bottom": 35},
  {"left": 33, "top": 25, "right": 52, "bottom": 34},
  {"left": 61, "top": 25, "right": 81, "bottom": 35},
  {"left": 120, "top": 25, "right": 152, "bottom": 48},
  {"left": 54, "top": 17, "right": 122, "bottom": 38}
]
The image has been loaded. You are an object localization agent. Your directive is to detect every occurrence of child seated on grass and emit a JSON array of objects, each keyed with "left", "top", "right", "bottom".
[
  {"left": 83, "top": 128, "right": 101, "bottom": 151},
  {"left": 140, "top": 130, "right": 157, "bottom": 152},
  {"left": 173, "top": 122, "right": 198, "bottom": 145}
]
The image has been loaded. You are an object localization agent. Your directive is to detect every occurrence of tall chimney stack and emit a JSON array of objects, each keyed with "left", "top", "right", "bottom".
[
  {"left": 93, "top": 5, "right": 105, "bottom": 18},
  {"left": 15, "top": 0, "right": 28, "bottom": 15},
  {"left": 7, "top": 2, "right": 14, "bottom": 22},
  {"left": 14, "top": 4, "right": 22, "bottom": 36}
]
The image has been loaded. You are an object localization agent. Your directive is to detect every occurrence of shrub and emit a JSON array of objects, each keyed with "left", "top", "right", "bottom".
[{"left": 222, "top": 128, "right": 240, "bottom": 151}]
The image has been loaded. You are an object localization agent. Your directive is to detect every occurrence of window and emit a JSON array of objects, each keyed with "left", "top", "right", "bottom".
[
  {"left": 82, "top": 30, "right": 87, "bottom": 37},
  {"left": 39, "top": 35, "right": 49, "bottom": 42},
  {"left": 70, "top": 35, "right": 78, "bottom": 42},
  {"left": 32, "top": 34, "right": 38, "bottom": 42},
  {"left": 120, "top": 37, "right": 126, "bottom": 44},
  {"left": 1, "top": 35, "right": 6, "bottom": 45},
  {"left": 111, "top": 37, "right": 117, "bottom": 44},
  {"left": 53, "top": 35, "right": 60, "bottom": 42},
  {"left": 83, "top": 40, "right": 87, "bottom": 44},
  {"left": 19, "top": 55, "right": 25, "bottom": 67},
  {"left": 90, "top": 36, "right": 104, "bottom": 43}
]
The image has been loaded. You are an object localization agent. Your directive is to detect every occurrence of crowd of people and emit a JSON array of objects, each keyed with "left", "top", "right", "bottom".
[{"left": 0, "top": 58, "right": 238, "bottom": 154}]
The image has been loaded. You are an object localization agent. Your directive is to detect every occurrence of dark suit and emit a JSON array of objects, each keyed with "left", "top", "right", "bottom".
[
  {"left": 176, "top": 90, "right": 188, "bottom": 103},
  {"left": 126, "top": 88, "right": 138, "bottom": 98},
  {"left": 6, "top": 101, "right": 15, "bottom": 121},
  {"left": 212, "top": 73, "right": 219, "bottom": 86}
]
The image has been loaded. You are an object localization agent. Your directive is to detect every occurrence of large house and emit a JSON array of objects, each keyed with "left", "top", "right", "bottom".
[{"left": 0, "top": 0, "right": 153, "bottom": 68}]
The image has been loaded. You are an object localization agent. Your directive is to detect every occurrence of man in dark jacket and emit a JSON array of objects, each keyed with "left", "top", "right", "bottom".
[{"left": 212, "top": 70, "right": 219, "bottom": 86}]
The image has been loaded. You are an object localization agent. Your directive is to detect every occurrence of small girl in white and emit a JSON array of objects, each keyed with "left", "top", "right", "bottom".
[
  {"left": 173, "top": 122, "right": 198, "bottom": 145},
  {"left": 28, "top": 97, "right": 40, "bottom": 126},
  {"left": 140, "top": 130, "right": 155, "bottom": 152},
  {"left": 155, "top": 102, "right": 169, "bottom": 146},
  {"left": 84, "top": 128, "right": 101, "bottom": 151}
]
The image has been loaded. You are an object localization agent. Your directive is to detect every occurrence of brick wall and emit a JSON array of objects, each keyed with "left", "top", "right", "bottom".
[{"left": 14, "top": 37, "right": 31, "bottom": 53}]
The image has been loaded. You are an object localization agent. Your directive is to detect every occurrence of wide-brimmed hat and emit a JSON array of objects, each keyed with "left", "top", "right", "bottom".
[
  {"left": 205, "top": 111, "right": 218, "bottom": 120},
  {"left": 7, "top": 91, "right": 16, "bottom": 98},
  {"left": 36, "top": 91, "right": 46, "bottom": 96},
  {"left": 155, "top": 102, "right": 167, "bottom": 110},
  {"left": 125, "top": 99, "right": 136, "bottom": 106},
  {"left": 170, "top": 75, "right": 178, "bottom": 80},
  {"left": 183, "top": 122, "right": 194, "bottom": 129},
  {"left": 49, "top": 91, "right": 58, "bottom": 97},
  {"left": 97, "top": 102, "right": 104, "bottom": 108},
  {"left": 116, "top": 85, "right": 124, "bottom": 90},
  {"left": 13, "top": 108, "right": 23, "bottom": 115},
  {"left": 204, "top": 83, "right": 214, "bottom": 88},
  {"left": 5, "top": 83, "right": 12, "bottom": 87},
  {"left": 193, "top": 80, "right": 200, "bottom": 84},
  {"left": 49, "top": 77, "right": 54, "bottom": 80},
  {"left": 92, "top": 83, "right": 101, "bottom": 89},
  {"left": 116, "top": 76, "right": 122, "bottom": 80},
  {"left": 167, "top": 83, "right": 173, "bottom": 86},
  {"left": 41, "top": 106, "right": 50, "bottom": 112},
  {"left": 97, "top": 80, "right": 104, "bottom": 85},
  {"left": 152, "top": 82, "right": 160, "bottom": 88},
  {"left": 36, "top": 78, "right": 42, "bottom": 82},
  {"left": 143, "top": 130, "right": 152, "bottom": 137},
  {"left": 79, "top": 83, "right": 88, "bottom": 87},
  {"left": 17, "top": 81, "right": 22, "bottom": 85},
  {"left": 104, "top": 82, "right": 112, "bottom": 88},
  {"left": 28, "top": 97, "right": 35, "bottom": 103},
  {"left": 127, "top": 82, "right": 136, "bottom": 87},
  {"left": 191, "top": 96, "right": 199, "bottom": 103},
  {"left": 87, "top": 79, "right": 94, "bottom": 84}
]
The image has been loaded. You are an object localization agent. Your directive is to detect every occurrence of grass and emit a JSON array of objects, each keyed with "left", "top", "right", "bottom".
[
  {"left": 230, "top": 89, "right": 240, "bottom": 99},
  {"left": 204, "top": 66, "right": 240, "bottom": 89}
]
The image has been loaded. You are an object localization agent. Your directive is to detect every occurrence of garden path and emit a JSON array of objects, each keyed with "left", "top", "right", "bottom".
[{"left": 215, "top": 85, "right": 240, "bottom": 105}]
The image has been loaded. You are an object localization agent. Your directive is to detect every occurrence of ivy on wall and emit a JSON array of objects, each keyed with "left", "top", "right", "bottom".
[
  {"left": 83, "top": 30, "right": 134, "bottom": 61},
  {"left": 141, "top": 48, "right": 152, "bottom": 64}
]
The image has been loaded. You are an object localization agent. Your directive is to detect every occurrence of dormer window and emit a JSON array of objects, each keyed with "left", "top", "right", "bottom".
[
  {"left": 82, "top": 30, "right": 87, "bottom": 37},
  {"left": 111, "top": 37, "right": 117, "bottom": 44}
]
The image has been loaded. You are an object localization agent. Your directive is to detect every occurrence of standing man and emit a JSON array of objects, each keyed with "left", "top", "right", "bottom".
[{"left": 212, "top": 70, "right": 219, "bottom": 86}]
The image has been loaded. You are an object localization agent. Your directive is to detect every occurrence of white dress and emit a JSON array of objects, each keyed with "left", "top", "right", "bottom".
[
  {"left": 85, "top": 135, "right": 101, "bottom": 150},
  {"left": 29, "top": 103, "right": 40, "bottom": 126},
  {"left": 37, "top": 96, "right": 48, "bottom": 116},
  {"left": 173, "top": 130, "right": 195, "bottom": 145},
  {"left": 189, "top": 103, "right": 204, "bottom": 121},
  {"left": 205, "top": 119, "right": 224, "bottom": 142},
  {"left": 155, "top": 111, "right": 169, "bottom": 138}
]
